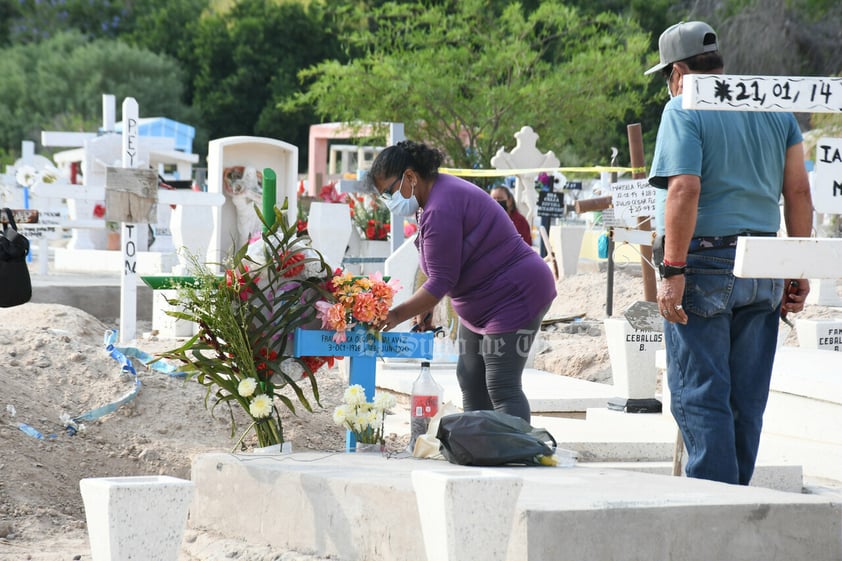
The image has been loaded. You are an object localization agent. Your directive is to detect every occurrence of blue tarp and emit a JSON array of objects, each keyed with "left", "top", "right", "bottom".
[{"left": 114, "top": 117, "right": 195, "bottom": 153}]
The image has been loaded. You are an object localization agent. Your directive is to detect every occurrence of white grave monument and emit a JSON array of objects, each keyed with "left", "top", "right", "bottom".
[{"left": 206, "top": 136, "right": 298, "bottom": 266}]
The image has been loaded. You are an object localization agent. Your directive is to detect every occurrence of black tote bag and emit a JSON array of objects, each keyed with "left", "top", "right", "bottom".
[
  {"left": 0, "top": 208, "right": 32, "bottom": 307},
  {"left": 436, "top": 410, "right": 557, "bottom": 466}
]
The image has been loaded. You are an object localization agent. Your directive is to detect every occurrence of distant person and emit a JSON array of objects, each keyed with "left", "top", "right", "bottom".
[
  {"left": 370, "top": 140, "right": 556, "bottom": 422},
  {"left": 490, "top": 185, "right": 532, "bottom": 245},
  {"left": 647, "top": 21, "right": 813, "bottom": 485}
]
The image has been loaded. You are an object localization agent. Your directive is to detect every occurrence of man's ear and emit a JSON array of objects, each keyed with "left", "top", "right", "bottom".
[{"left": 673, "top": 62, "right": 688, "bottom": 94}]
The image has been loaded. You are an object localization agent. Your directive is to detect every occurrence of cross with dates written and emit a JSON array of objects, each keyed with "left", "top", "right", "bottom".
[{"left": 682, "top": 73, "right": 842, "bottom": 280}]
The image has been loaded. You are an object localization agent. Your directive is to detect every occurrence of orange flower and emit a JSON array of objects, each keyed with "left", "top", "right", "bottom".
[{"left": 352, "top": 292, "right": 378, "bottom": 323}]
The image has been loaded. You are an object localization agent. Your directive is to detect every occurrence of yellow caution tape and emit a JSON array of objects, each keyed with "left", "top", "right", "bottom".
[{"left": 439, "top": 166, "right": 646, "bottom": 178}]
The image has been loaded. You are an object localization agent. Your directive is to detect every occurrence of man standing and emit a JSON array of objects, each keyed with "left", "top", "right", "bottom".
[{"left": 647, "top": 21, "right": 814, "bottom": 485}]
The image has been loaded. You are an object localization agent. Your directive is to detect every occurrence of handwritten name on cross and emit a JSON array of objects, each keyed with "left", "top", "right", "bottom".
[
  {"left": 682, "top": 74, "right": 842, "bottom": 281},
  {"left": 110, "top": 97, "right": 158, "bottom": 343},
  {"left": 294, "top": 328, "right": 433, "bottom": 450}
]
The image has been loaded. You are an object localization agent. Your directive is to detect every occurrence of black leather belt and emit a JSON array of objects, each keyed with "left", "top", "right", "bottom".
[{"left": 688, "top": 232, "right": 776, "bottom": 252}]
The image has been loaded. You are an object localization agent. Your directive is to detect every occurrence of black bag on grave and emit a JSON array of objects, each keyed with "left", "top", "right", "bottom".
[
  {"left": 0, "top": 208, "right": 32, "bottom": 308},
  {"left": 436, "top": 410, "right": 556, "bottom": 466}
]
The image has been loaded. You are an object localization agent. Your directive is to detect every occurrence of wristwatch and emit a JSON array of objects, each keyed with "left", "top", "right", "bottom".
[{"left": 659, "top": 262, "right": 686, "bottom": 278}]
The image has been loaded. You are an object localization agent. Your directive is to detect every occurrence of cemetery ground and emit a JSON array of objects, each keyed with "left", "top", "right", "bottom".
[{"left": 1, "top": 266, "right": 841, "bottom": 560}]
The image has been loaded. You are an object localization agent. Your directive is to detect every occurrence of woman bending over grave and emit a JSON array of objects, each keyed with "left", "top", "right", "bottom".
[{"left": 369, "top": 140, "right": 556, "bottom": 422}]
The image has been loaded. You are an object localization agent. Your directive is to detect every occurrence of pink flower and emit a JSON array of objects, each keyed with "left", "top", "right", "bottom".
[{"left": 316, "top": 301, "right": 351, "bottom": 342}]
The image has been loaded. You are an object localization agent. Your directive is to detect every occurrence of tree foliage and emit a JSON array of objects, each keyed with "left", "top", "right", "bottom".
[
  {"left": 4, "top": 0, "right": 128, "bottom": 44},
  {"left": 0, "top": 0, "right": 840, "bottom": 172},
  {"left": 686, "top": 0, "right": 842, "bottom": 76},
  {"left": 0, "top": 32, "right": 195, "bottom": 153},
  {"left": 291, "top": 0, "right": 651, "bottom": 168},
  {"left": 190, "top": 0, "right": 343, "bottom": 167}
]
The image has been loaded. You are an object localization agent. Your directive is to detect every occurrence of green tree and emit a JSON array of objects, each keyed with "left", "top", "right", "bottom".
[
  {"left": 0, "top": 32, "right": 195, "bottom": 161},
  {"left": 7, "top": 0, "right": 128, "bottom": 43},
  {"left": 119, "top": 0, "right": 213, "bottom": 104},
  {"left": 191, "top": 0, "right": 343, "bottom": 168},
  {"left": 289, "top": 0, "right": 650, "bottom": 168}
]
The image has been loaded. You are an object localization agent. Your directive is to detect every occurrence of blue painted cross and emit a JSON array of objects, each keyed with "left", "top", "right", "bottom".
[{"left": 294, "top": 328, "right": 433, "bottom": 450}]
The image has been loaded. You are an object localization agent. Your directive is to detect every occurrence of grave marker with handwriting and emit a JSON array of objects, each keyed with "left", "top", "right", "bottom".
[{"left": 294, "top": 328, "right": 433, "bottom": 449}]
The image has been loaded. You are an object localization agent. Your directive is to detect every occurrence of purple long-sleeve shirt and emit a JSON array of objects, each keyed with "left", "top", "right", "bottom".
[{"left": 414, "top": 174, "right": 556, "bottom": 334}]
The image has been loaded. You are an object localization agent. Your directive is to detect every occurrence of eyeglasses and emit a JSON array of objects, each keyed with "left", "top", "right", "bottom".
[{"left": 379, "top": 171, "right": 405, "bottom": 201}]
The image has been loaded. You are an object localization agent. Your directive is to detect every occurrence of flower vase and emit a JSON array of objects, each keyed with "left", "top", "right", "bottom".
[
  {"left": 352, "top": 443, "right": 384, "bottom": 454},
  {"left": 358, "top": 239, "right": 390, "bottom": 276}
]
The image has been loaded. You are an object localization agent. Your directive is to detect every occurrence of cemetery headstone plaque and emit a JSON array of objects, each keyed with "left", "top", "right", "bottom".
[
  {"left": 812, "top": 137, "right": 842, "bottom": 214},
  {"left": 294, "top": 328, "right": 433, "bottom": 449},
  {"left": 536, "top": 191, "right": 565, "bottom": 219}
]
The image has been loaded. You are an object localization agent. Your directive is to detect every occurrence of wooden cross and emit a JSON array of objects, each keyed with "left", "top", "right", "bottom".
[
  {"left": 682, "top": 74, "right": 842, "bottom": 280},
  {"left": 294, "top": 328, "right": 433, "bottom": 450}
]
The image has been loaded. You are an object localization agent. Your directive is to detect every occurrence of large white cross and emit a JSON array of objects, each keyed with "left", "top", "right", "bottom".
[{"left": 682, "top": 74, "right": 842, "bottom": 281}]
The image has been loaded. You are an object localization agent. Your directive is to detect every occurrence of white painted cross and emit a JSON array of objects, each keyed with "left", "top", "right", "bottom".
[
  {"left": 490, "top": 125, "right": 560, "bottom": 226},
  {"left": 682, "top": 74, "right": 842, "bottom": 281},
  {"left": 119, "top": 98, "right": 144, "bottom": 343}
]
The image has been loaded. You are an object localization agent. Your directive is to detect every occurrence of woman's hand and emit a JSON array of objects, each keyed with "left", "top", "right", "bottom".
[
  {"left": 379, "top": 309, "right": 401, "bottom": 332},
  {"left": 411, "top": 311, "right": 434, "bottom": 332}
]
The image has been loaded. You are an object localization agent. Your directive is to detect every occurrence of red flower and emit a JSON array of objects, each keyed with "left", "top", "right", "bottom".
[
  {"left": 225, "top": 266, "right": 256, "bottom": 301},
  {"left": 93, "top": 203, "right": 106, "bottom": 218},
  {"left": 279, "top": 251, "right": 306, "bottom": 278}
]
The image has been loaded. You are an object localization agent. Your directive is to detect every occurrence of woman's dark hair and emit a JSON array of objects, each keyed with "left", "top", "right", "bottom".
[
  {"left": 490, "top": 185, "right": 514, "bottom": 204},
  {"left": 369, "top": 140, "right": 444, "bottom": 183}
]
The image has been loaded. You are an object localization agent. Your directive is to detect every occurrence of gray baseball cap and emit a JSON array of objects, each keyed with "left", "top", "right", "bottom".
[{"left": 644, "top": 21, "right": 718, "bottom": 75}]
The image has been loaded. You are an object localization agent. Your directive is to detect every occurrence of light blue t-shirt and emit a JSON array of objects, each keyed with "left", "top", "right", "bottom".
[{"left": 648, "top": 95, "right": 803, "bottom": 236}]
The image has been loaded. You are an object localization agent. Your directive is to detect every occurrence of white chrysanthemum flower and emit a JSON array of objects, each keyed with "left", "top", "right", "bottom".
[
  {"left": 351, "top": 412, "right": 369, "bottom": 433},
  {"left": 15, "top": 165, "right": 37, "bottom": 187},
  {"left": 238, "top": 378, "right": 257, "bottom": 397},
  {"left": 373, "top": 392, "right": 396, "bottom": 412},
  {"left": 249, "top": 394, "right": 273, "bottom": 418},
  {"left": 333, "top": 405, "right": 349, "bottom": 425},
  {"left": 363, "top": 409, "right": 378, "bottom": 428},
  {"left": 343, "top": 384, "right": 367, "bottom": 407},
  {"left": 40, "top": 166, "right": 60, "bottom": 184}
]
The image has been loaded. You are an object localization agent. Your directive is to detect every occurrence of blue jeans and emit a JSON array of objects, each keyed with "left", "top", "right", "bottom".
[{"left": 665, "top": 247, "right": 783, "bottom": 485}]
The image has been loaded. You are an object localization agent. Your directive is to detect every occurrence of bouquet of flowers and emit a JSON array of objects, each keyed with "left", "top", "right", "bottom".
[
  {"left": 316, "top": 270, "right": 401, "bottom": 343},
  {"left": 535, "top": 171, "right": 559, "bottom": 192},
  {"left": 15, "top": 164, "right": 59, "bottom": 187},
  {"left": 159, "top": 199, "right": 339, "bottom": 449},
  {"left": 348, "top": 193, "right": 391, "bottom": 240},
  {"left": 332, "top": 384, "right": 397, "bottom": 445}
]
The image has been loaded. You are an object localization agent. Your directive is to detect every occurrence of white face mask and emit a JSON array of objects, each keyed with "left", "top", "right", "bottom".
[{"left": 386, "top": 181, "right": 419, "bottom": 217}]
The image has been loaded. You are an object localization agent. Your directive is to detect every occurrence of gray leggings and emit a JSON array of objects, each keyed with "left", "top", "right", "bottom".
[{"left": 455, "top": 305, "right": 549, "bottom": 423}]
